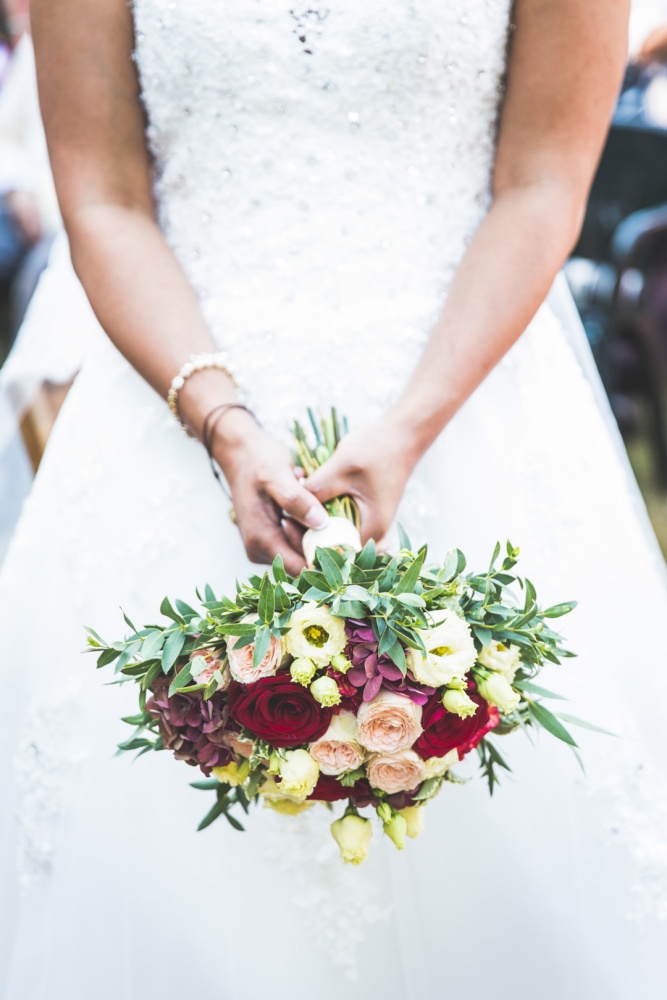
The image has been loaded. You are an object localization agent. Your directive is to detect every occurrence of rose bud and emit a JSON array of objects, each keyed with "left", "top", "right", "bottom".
[
  {"left": 290, "top": 657, "right": 318, "bottom": 686},
  {"left": 330, "top": 813, "right": 373, "bottom": 865},
  {"left": 399, "top": 805, "right": 425, "bottom": 839},
  {"left": 382, "top": 811, "right": 408, "bottom": 851},
  {"left": 310, "top": 675, "right": 341, "bottom": 707},
  {"left": 189, "top": 648, "right": 230, "bottom": 689},
  {"left": 476, "top": 672, "right": 521, "bottom": 715}
]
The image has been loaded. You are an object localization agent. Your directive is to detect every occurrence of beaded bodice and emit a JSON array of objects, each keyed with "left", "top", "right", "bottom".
[{"left": 132, "top": 0, "right": 512, "bottom": 426}]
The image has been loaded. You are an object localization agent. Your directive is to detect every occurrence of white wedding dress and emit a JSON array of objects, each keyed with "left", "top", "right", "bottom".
[{"left": 2, "top": 2, "right": 667, "bottom": 997}]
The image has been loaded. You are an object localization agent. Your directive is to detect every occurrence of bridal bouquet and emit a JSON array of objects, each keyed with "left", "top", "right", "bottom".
[{"left": 88, "top": 410, "right": 582, "bottom": 864}]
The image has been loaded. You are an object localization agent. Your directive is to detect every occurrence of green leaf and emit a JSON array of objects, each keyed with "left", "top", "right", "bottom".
[
  {"left": 316, "top": 548, "right": 344, "bottom": 590},
  {"left": 394, "top": 592, "right": 425, "bottom": 609},
  {"left": 197, "top": 800, "right": 227, "bottom": 831},
  {"left": 161, "top": 629, "right": 185, "bottom": 671},
  {"left": 523, "top": 578, "right": 536, "bottom": 613},
  {"left": 96, "top": 647, "right": 120, "bottom": 668},
  {"left": 175, "top": 599, "right": 198, "bottom": 618},
  {"left": 542, "top": 601, "right": 578, "bottom": 619},
  {"left": 332, "top": 600, "right": 368, "bottom": 619},
  {"left": 397, "top": 523, "right": 412, "bottom": 551},
  {"left": 252, "top": 624, "right": 272, "bottom": 669},
  {"left": 385, "top": 637, "right": 407, "bottom": 674},
  {"left": 514, "top": 679, "right": 569, "bottom": 701},
  {"left": 160, "top": 596, "right": 185, "bottom": 624},
  {"left": 488, "top": 541, "right": 501, "bottom": 572},
  {"left": 190, "top": 779, "right": 220, "bottom": 791},
  {"left": 84, "top": 626, "right": 106, "bottom": 647},
  {"left": 168, "top": 663, "right": 193, "bottom": 697},
  {"left": 473, "top": 626, "right": 493, "bottom": 647},
  {"left": 356, "top": 539, "right": 377, "bottom": 570},
  {"left": 224, "top": 812, "right": 246, "bottom": 832},
  {"left": 204, "top": 584, "right": 216, "bottom": 603},
  {"left": 141, "top": 630, "right": 165, "bottom": 661},
  {"left": 272, "top": 554, "right": 288, "bottom": 584},
  {"left": 258, "top": 573, "right": 276, "bottom": 625},
  {"left": 556, "top": 713, "right": 617, "bottom": 738},
  {"left": 121, "top": 610, "right": 139, "bottom": 634},
  {"left": 528, "top": 701, "right": 578, "bottom": 747},
  {"left": 394, "top": 548, "right": 426, "bottom": 595}
]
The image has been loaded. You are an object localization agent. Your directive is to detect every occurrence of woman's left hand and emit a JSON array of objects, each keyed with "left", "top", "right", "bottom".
[{"left": 302, "top": 416, "right": 421, "bottom": 545}]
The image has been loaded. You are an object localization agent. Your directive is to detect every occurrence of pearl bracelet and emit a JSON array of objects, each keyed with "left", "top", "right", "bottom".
[{"left": 167, "top": 351, "right": 237, "bottom": 436}]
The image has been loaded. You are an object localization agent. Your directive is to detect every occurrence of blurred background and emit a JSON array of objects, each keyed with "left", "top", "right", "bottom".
[{"left": 3, "top": 0, "right": 667, "bottom": 563}]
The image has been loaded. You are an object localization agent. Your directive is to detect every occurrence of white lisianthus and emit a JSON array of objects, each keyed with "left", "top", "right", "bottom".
[
  {"left": 290, "top": 657, "right": 318, "bottom": 686},
  {"left": 310, "top": 675, "right": 341, "bottom": 707},
  {"left": 302, "top": 516, "right": 362, "bottom": 567},
  {"left": 478, "top": 640, "right": 522, "bottom": 683},
  {"left": 285, "top": 602, "right": 348, "bottom": 666},
  {"left": 330, "top": 813, "right": 373, "bottom": 865},
  {"left": 442, "top": 686, "right": 478, "bottom": 719},
  {"left": 423, "top": 749, "right": 459, "bottom": 778},
  {"left": 277, "top": 749, "right": 320, "bottom": 801},
  {"left": 258, "top": 775, "right": 315, "bottom": 815},
  {"left": 330, "top": 653, "right": 352, "bottom": 673},
  {"left": 406, "top": 611, "right": 476, "bottom": 687},
  {"left": 476, "top": 672, "right": 521, "bottom": 715}
]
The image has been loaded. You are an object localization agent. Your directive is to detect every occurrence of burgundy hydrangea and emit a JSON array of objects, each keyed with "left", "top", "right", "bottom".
[
  {"left": 345, "top": 620, "right": 435, "bottom": 705},
  {"left": 147, "top": 675, "right": 233, "bottom": 776}
]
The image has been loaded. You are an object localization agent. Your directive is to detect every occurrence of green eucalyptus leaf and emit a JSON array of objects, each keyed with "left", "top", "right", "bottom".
[
  {"left": 397, "top": 523, "right": 412, "bottom": 552},
  {"left": 160, "top": 596, "right": 185, "bottom": 624},
  {"left": 316, "top": 548, "right": 344, "bottom": 589},
  {"left": 161, "top": 629, "right": 185, "bottom": 671},
  {"left": 542, "top": 601, "right": 578, "bottom": 618},
  {"left": 168, "top": 663, "right": 193, "bottom": 697},
  {"left": 252, "top": 624, "right": 272, "bottom": 669},
  {"left": 258, "top": 573, "right": 276, "bottom": 625},
  {"left": 394, "top": 548, "right": 426, "bottom": 595},
  {"left": 356, "top": 538, "right": 377, "bottom": 570}
]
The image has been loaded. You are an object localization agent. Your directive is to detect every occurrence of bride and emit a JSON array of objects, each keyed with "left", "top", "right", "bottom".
[{"left": 2, "top": 0, "right": 666, "bottom": 997}]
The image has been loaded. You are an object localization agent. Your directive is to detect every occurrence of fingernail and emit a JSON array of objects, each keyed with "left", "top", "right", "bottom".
[{"left": 304, "top": 508, "right": 329, "bottom": 530}]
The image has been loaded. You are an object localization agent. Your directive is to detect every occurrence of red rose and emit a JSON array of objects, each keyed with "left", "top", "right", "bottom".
[
  {"left": 414, "top": 692, "right": 499, "bottom": 761},
  {"left": 227, "top": 675, "right": 332, "bottom": 748},
  {"left": 309, "top": 774, "right": 375, "bottom": 807}
]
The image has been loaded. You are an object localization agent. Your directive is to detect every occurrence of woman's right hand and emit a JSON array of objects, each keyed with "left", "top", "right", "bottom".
[{"left": 212, "top": 409, "right": 329, "bottom": 576}]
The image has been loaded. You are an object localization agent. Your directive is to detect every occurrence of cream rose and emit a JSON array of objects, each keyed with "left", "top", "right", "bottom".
[
  {"left": 226, "top": 615, "right": 285, "bottom": 684},
  {"left": 330, "top": 813, "right": 372, "bottom": 865},
  {"left": 406, "top": 611, "right": 476, "bottom": 687},
  {"left": 477, "top": 640, "right": 522, "bottom": 683},
  {"left": 399, "top": 805, "right": 425, "bottom": 839},
  {"left": 357, "top": 690, "right": 423, "bottom": 753},
  {"left": 189, "top": 649, "right": 230, "bottom": 690},
  {"left": 366, "top": 748, "right": 426, "bottom": 794},
  {"left": 285, "top": 602, "right": 347, "bottom": 666},
  {"left": 309, "top": 711, "right": 366, "bottom": 775},
  {"left": 422, "top": 749, "right": 459, "bottom": 778},
  {"left": 276, "top": 749, "right": 320, "bottom": 801}
]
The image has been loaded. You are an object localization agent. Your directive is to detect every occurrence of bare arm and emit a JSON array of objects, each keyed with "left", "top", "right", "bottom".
[
  {"left": 307, "top": 0, "right": 630, "bottom": 541},
  {"left": 31, "top": 0, "right": 327, "bottom": 573}
]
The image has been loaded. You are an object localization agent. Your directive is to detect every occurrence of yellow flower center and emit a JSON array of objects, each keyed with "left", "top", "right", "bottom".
[
  {"left": 430, "top": 645, "right": 453, "bottom": 657},
  {"left": 303, "top": 624, "right": 330, "bottom": 648}
]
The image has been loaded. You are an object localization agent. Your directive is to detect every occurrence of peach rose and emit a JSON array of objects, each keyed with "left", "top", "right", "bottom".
[
  {"left": 309, "top": 711, "right": 366, "bottom": 776},
  {"left": 366, "top": 748, "right": 426, "bottom": 794},
  {"left": 189, "top": 649, "right": 231, "bottom": 690},
  {"left": 357, "top": 690, "right": 423, "bottom": 753},
  {"left": 226, "top": 617, "right": 284, "bottom": 684}
]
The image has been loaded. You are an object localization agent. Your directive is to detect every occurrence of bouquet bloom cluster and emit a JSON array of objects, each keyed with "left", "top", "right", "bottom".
[{"left": 89, "top": 412, "right": 581, "bottom": 864}]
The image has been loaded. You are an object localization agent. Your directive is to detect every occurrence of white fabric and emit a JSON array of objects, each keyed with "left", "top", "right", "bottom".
[{"left": 2, "top": 2, "right": 667, "bottom": 998}]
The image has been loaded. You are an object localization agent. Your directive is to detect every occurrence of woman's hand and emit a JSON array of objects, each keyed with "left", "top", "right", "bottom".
[
  {"left": 303, "top": 415, "right": 421, "bottom": 545},
  {"left": 213, "top": 409, "right": 329, "bottom": 576}
]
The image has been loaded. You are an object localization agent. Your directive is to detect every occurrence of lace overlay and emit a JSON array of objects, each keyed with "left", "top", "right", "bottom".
[{"left": 132, "top": 0, "right": 511, "bottom": 428}]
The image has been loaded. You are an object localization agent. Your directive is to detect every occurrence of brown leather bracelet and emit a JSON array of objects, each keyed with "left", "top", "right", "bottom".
[{"left": 201, "top": 403, "right": 260, "bottom": 499}]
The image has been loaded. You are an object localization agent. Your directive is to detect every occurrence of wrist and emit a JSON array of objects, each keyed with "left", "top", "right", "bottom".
[{"left": 383, "top": 403, "right": 445, "bottom": 467}]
